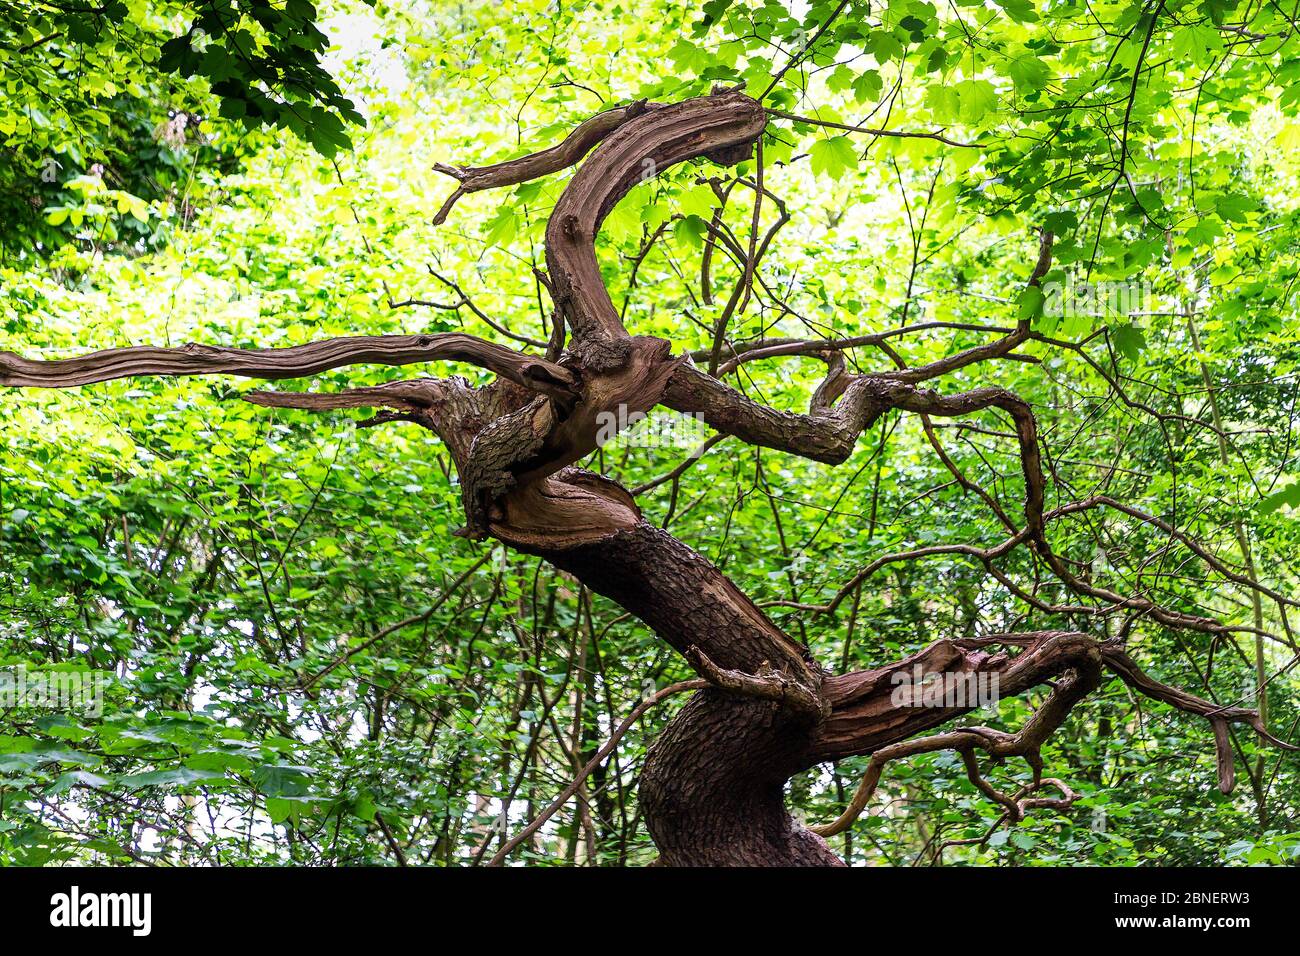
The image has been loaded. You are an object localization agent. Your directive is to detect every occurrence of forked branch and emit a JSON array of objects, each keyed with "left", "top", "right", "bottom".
[{"left": 813, "top": 631, "right": 1292, "bottom": 838}]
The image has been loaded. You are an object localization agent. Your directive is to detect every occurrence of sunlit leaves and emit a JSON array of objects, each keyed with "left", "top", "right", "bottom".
[
  {"left": 1007, "top": 54, "right": 1052, "bottom": 95},
  {"left": 1017, "top": 284, "right": 1044, "bottom": 322},
  {"left": 955, "top": 80, "right": 998, "bottom": 124},
  {"left": 1171, "top": 23, "right": 1224, "bottom": 62},
  {"left": 809, "top": 134, "right": 858, "bottom": 179},
  {"left": 865, "top": 30, "right": 904, "bottom": 65},
  {"left": 995, "top": 0, "right": 1039, "bottom": 23},
  {"left": 1260, "top": 483, "right": 1300, "bottom": 515},
  {"left": 483, "top": 203, "right": 519, "bottom": 247}
]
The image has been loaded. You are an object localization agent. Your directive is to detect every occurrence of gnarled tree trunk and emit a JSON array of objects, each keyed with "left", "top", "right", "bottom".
[{"left": 3, "top": 88, "right": 1290, "bottom": 866}]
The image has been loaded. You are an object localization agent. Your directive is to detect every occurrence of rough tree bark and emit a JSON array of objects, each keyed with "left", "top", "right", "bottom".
[{"left": 3, "top": 88, "right": 1292, "bottom": 866}]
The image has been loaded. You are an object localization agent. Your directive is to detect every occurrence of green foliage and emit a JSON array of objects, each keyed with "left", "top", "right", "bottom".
[{"left": 0, "top": 0, "right": 369, "bottom": 261}]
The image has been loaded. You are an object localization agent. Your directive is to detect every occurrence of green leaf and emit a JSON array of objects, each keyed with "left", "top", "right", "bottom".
[
  {"left": 1008, "top": 55, "right": 1052, "bottom": 94},
  {"left": 484, "top": 203, "right": 518, "bottom": 247},
  {"left": 672, "top": 214, "right": 707, "bottom": 248},
  {"left": 676, "top": 184, "right": 717, "bottom": 219},
  {"left": 354, "top": 793, "right": 378, "bottom": 822},
  {"left": 1201, "top": 0, "right": 1238, "bottom": 26},
  {"left": 1260, "top": 483, "right": 1300, "bottom": 515},
  {"left": 266, "top": 797, "right": 295, "bottom": 824},
  {"left": 1018, "top": 285, "right": 1045, "bottom": 322},
  {"left": 1043, "top": 211, "right": 1079, "bottom": 234},
  {"left": 866, "top": 31, "right": 904, "bottom": 64},
  {"left": 955, "top": 80, "right": 998, "bottom": 123},
  {"left": 119, "top": 767, "right": 223, "bottom": 789},
  {"left": 995, "top": 0, "right": 1039, "bottom": 22},
  {"left": 1172, "top": 24, "right": 1224, "bottom": 62},
  {"left": 852, "top": 69, "right": 884, "bottom": 102},
  {"left": 809, "top": 135, "right": 857, "bottom": 180},
  {"left": 1111, "top": 324, "right": 1146, "bottom": 363},
  {"left": 1214, "top": 194, "right": 1259, "bottom": 223}
]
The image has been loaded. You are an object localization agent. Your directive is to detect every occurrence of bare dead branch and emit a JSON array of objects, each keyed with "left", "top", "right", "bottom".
[
  {"left": 432, "top": 100, "right": 662, "bottom": 225},
  {"left": 0, "top": 333, "right": 578, "bottom": 403}
]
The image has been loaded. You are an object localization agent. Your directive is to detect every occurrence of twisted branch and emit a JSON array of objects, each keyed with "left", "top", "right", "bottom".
[{"left": 0, "top": 333, "right": 578, "bottom": 403}]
